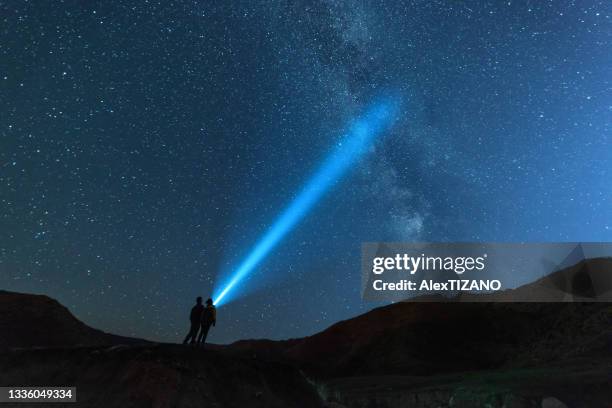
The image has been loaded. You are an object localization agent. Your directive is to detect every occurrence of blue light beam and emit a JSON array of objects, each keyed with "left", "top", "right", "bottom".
[{"left": 213, "top": 96, "right": 401, "bottom": 306}]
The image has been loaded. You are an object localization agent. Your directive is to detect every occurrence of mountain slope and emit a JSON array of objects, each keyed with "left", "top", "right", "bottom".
[
  {"left": 0, "top": 290, "right": 144, "bottom": 350},
  {"left": 228, "top": 258, "right": 612, "bottom": 377}
]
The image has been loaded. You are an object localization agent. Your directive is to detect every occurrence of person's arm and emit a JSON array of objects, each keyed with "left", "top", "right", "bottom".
[{"left": 212, "top": 308, "right": 216, "bottom": 326}]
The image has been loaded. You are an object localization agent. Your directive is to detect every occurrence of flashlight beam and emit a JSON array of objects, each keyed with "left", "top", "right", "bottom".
[{"left": 213, "top": 97, "right": 400, "bottom": 306}]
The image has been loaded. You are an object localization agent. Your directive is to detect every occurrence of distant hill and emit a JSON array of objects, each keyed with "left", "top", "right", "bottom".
[
  {"left": 227, "top": 258, "right": 612, "bottom": 377},
  {"left": 0, "top": 290, "right": 145, "bottom": 350},
  {"left": 451, "top": 256, "right": 612, "bottom": 302},
  {"left": 510, "top": 256, "right": 612, "bottom": 300}
]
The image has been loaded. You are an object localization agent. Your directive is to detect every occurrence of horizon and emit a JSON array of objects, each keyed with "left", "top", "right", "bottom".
[{"left": 5, "top": 253, "right": 611, "bottom": 344}]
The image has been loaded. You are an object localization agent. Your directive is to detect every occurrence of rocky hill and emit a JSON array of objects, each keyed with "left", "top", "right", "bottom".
[
  {"left": 0, "top": 291, "right": 323, "bottom": 407},
  {"left": 227, "top": 259, "right": 612, "bottom": 378},
  {"left": 0, "top": 290, "right": 144, "bottom": 351}
]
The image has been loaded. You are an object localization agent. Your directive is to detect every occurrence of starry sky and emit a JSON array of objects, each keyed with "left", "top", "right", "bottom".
[{"left": 1, "top": 1, "right": 610, "bottom": 343}]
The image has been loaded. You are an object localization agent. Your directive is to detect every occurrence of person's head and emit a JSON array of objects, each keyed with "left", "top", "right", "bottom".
[
  {"left": 196, "top": 296, "right": 203, "bottom": 304},
  {"left": 206, "top": 298, "right": 213, "bottom": 306}
]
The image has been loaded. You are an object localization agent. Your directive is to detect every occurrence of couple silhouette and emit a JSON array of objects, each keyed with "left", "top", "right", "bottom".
[{"left": 183, "top": 296, "right": 217, "bottom": 345}]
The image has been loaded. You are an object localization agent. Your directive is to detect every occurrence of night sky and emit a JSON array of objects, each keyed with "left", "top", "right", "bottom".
[{"left": 1, "top": 1, "right": 610, "bottom": 343}]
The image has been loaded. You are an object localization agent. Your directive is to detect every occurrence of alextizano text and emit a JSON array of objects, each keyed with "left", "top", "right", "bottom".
[{"left": 372, "top": 279, "right": 502, "bottom": 292}]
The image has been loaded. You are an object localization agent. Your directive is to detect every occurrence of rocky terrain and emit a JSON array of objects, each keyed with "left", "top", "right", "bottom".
[
  {"left": 0, "top": 291, "right": 322, "bottom": 407},
  {"left": 227, "top": 258, "right": 612, "bottom": 406},
  {"left": 1, "top": 258, "right": 611, "bottom": 407},
  {"left": 226, "top": 300, "right": 612, "bottom": 406},
  {"left": 0, "top": 344, "right": 322, "bottom": 408}
]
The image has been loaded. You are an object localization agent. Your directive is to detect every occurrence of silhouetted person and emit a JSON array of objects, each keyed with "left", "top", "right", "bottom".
[
  {"left": 198, "top": 298, "right": 216, "bottom": 345},
  {"left": 183, "top": 296, "right": 204, "bottom": 344}
]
